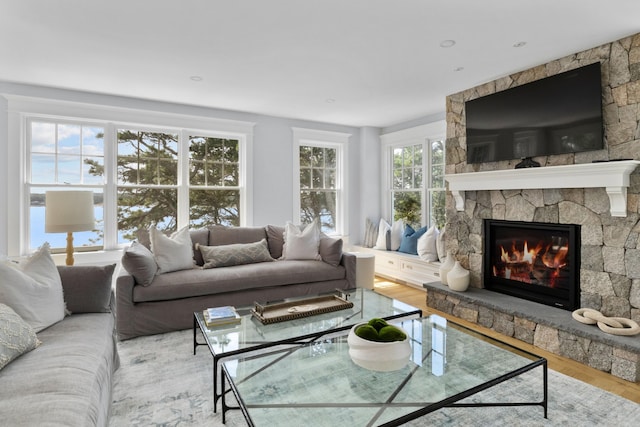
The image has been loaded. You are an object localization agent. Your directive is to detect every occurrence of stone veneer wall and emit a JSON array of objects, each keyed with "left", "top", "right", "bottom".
[
  {"left": 444, "top": 32, "right": 640, "bottom": 323},
  {"left": 439, "top": 33, "right": 640, "bottom": 381}
]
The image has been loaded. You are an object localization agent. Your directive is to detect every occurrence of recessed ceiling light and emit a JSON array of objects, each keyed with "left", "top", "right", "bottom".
[
  {"left": 454, "top": 67, "right": 464, "bottom": 72},
  {"left": 440, "top": 40, "right": 456, "bottom": 48},
  {"left": 513, "top": 41, "right": 527, "bottom": 48},
  {"left": 190, "top": 76, "right": 203, "bottom": 82}
]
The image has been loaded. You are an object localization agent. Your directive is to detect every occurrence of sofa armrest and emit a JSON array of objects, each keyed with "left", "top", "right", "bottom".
[
  {"left": 340, "top": 252, "right": 357, "bottom": 289},
  {"left": 57, "top": 264, "right": 116, "bottom": 313}
]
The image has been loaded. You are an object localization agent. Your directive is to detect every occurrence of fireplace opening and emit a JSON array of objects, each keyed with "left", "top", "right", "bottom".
[{"left": 483, "top": 219, "right": 580, "bottom": 311}]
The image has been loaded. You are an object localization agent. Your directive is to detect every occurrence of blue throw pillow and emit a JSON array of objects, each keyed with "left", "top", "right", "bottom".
[{"left": 398, "top": 225, "right": 428, "bottom": 255}]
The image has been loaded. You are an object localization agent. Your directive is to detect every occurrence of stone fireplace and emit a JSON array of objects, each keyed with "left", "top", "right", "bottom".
[
  {"left": 484, "top": 219, "right": 580, "bottom": 311},
  {"left": 443, "top": 32, "right": 640, "bottom": 324},
  {"left": 427, "top": 32, "right": 640, "bottom": 382}
]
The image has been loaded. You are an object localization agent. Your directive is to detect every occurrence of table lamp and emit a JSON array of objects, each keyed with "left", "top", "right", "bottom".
[{"left": 45, "top": 190, "right": 95, "bottom": 266}]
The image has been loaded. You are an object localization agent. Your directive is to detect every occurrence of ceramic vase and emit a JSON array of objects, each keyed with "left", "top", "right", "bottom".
[
  {"left": 439, "top": 251, "right": 456, "bottom": 286},
  {"left": 447, "top": 261, "right": 470, "bottom": 292}
]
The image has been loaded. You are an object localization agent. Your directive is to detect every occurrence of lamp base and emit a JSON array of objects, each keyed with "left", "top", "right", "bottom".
[{"left": 66, "top": 232, "right": 75, "bottom": 266}]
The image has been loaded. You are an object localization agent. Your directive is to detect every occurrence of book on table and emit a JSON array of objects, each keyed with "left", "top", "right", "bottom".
[{"left": 203, "top": 306, "right": 241, "bottom": 327}]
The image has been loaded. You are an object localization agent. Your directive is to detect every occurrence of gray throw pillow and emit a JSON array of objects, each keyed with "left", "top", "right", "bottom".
[
  {"left": 121, "top": 241, "right": 158, "bottom": 286},
  {"left": 0, "top": 304, "right": 40, "bottom": 371},
  {"left": 319, "top": 234, "right": 343, "bottom": 267},
  {"left": 266, "top": 225, "right": 285, "bottom": 259},
  {"left": 198, "top": 239, "right": 274, "bottom": 268},
  {"left": 57, "top": 264, "right": 116, "bottom": 313}
]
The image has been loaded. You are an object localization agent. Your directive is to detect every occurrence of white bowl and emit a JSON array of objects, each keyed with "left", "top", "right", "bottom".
[{"left": 347, "top": 322, "right": 411, "bottom": 372}]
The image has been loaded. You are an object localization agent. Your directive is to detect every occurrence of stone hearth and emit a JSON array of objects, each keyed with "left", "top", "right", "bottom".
[{"left": 424, "top": 281, "right": 640, "bottom": 382}]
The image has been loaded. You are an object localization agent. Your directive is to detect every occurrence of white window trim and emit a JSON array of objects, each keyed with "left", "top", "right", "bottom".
[
  {"left": 6, "top": 95, "right": 255, "bottom": 259},
  {"left": 292, "top": 127, "right": 350, "bottom": 236},
  {"left": 380, "top": 121, "right": 446, "bottom": 225}
]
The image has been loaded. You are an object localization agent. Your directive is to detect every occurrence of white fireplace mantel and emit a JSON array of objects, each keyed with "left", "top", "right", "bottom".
[{"left": 445, "top": 160, "right": 640, "bottom": 217}]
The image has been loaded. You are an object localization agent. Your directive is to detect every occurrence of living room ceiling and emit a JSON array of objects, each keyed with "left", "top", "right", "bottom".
[{"left": 1, "top": 1, "right": 639, "bottom": 128}]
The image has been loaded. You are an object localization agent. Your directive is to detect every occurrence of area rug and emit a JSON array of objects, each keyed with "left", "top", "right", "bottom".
[{"left": 109, "top": 330, "right": 639, "bottom": 426}]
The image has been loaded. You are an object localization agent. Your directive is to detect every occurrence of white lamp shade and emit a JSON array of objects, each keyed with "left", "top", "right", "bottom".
[{"left": 45, "top": 191, "right": 96, "bottom": 233}]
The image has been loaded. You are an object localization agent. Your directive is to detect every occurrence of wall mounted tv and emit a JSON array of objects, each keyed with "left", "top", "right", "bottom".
[{"left": 465, "top": 62, "right": 603, "bottom": 166}]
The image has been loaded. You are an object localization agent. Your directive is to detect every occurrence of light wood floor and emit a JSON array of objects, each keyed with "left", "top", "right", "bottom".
[{"left": 372, "top": 277, "right": 640, "bottom": 404}]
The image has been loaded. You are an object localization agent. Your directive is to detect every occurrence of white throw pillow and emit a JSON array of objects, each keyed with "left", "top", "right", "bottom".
[
  {"left": 390, "top": 219, "right": 404, "bottom": 251},
  {"left": 281, "top": 220, "right": 321, "bottom": 260},
  {"left": 149, "top": 226, "right": 194, "bottom": 274},
  {"left": 417, "top": 226, "right": 440, "bottom": 262},
  {"left": 0, "top": 243, "right": 66, "bottom": 332},
  {"left": 373, "top": 219, "right": 391, "bottom": 250}
]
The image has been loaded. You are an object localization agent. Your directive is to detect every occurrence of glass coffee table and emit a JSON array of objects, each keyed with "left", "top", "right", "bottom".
[
  {"left": 221, "top": 315, "right": 547, "bottom": 426},
  {"left": 193, "top": 288, "right": 422, "bottom": 412}
]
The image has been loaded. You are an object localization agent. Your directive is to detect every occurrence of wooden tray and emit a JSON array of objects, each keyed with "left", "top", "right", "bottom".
[{"left": 251, "top": 294, "right": 354, "bottom": 324}]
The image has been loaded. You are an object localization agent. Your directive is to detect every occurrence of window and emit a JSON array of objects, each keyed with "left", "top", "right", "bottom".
[
  {"left": 293, "top": 128, "right": 350, "bottom": 235},
  {"left": 20, "top": 104, "right": 252, "bottom": 255},
  {"left": 28, "top": 120, "right": 105, "bottom": 251},
  {"left": 381, "top": 123, "right": 446, "bottom": 230},
  {"left": 299, "top": 145, "right": 337, "bottom": 232},
  {"left": 188, "top": 136, "right": 240, "bottom": 228}
]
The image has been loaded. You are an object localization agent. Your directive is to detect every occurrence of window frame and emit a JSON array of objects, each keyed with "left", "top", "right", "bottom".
[
  {"left": 380, "top": 122, "right": 446, "bottom": 229},
  {"left": 292, "top": 127, "right": 350, "bottom": 236},
  {"left": 8, "top": 97, "right": 254, "bottom": 258}
]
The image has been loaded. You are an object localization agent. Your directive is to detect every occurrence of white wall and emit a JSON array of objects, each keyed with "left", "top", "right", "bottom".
[
  {"left": 0, "top": 82, "right": 361, "bottom": 258},
  {"left": 0, "top": 95, "right": 7, "bottom": 256}
]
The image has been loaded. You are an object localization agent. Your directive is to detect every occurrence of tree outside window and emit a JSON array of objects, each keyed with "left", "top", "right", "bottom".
[{"left": 299, "top": 145, "right": 337, "bottom": 233}]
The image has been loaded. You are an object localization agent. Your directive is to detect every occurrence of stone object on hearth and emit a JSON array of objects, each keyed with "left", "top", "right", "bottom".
[
  {"left": 572, "top": 308, "right": 640, "bottom": 336},
  {"left": 447, "top": 261, "right": 470, "bottom": 292}
]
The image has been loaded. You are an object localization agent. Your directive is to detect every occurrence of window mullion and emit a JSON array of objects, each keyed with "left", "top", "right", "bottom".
[{"left": 103, "top": 123, "right": 118, "bottom": 250}]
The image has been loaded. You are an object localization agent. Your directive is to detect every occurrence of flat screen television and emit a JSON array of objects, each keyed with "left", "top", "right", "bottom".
[{"left": 465, "top": 62, "right": 603, "bottom": 165}]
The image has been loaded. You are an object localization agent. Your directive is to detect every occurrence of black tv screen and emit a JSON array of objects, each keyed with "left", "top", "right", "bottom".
[{"left": 465, "top": 62, "right": 603, "bottom": 164}]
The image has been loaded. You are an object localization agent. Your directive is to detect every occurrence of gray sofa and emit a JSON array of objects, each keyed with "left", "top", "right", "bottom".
[
  {"left": 116, "top": 225, "right": 356, "bottom": 340},
  {"left": 0, "top": 265, "right": 119, "bottom": 427}
]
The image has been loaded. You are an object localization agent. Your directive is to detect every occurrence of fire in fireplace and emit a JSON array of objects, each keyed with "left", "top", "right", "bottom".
[{"left": 483, "top": 220, "right": 580, "bottom": 311}]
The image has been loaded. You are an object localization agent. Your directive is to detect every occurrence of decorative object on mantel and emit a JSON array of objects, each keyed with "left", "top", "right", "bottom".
[
  {"left": 446, "top": 261, "right": 470, "bottom": 292},
  {"left": 572, "top": 308, "right": 640, "bottom": 336},
  {"left": 438, "top": 251, "right": 456, "bottom": 286},
  {"left": 347, "top": 318, "right": 411, "bottom": 372}
]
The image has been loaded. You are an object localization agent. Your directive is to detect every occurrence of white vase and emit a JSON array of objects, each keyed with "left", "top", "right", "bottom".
[
  {"left": 439, "top": 251, "right": 456, "bottom": 286},
  {"left": 447, "top": 261, "right": 470, "bottom": 292}
]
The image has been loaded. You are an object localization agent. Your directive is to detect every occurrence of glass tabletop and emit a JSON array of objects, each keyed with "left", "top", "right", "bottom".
[
  {"left": 222, "top": 315, "right": 547, "bottom": 427},
  {"left": 195, "top": 288, "right": 421, "bottom": 358}
]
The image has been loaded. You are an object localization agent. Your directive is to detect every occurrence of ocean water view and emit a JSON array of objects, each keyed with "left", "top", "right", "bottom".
[{"left": 30, "top": 206, "right": 127, "bottom": 250}]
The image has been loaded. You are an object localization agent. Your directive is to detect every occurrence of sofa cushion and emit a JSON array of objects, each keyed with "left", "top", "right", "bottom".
[
  {"left": 136, "top": 228, "right": 208, "bottom": 266},
  {"left": 208, "top": 225, "right": 267, "bottom": 246},
  {"left": 0, "top": 312, "right": 117, "bottom": 426},
  {"left": 373, "top": 219, "right": 391, "bottom": 250},
  {"left": 417, "top": 225, "right": 439, "bottom": 262},
  {"left": 281, "top": 220, "right": 321, "bottom": 260},
  {"left": 319, "top": 234, "right": 343, "bottom": 267},
  {"left": 150, "top": 226, "right": 195, "bottom": 274},
  {"left": 132, "top": 260, "right": 346, "bottom": 303},
  {"left": 121, "top": 242, "right": 158, "bottom": 286},
  {"left": 198, "top": 239, "right": 274, "bottom": 268},
  {"left": 0, "top": 243, "right": 66, "bottom": 333},
  {"left": 57, "top": 264, "right": 116, "bottom": 313},
  {"left": 0, "top": 303, "right": 40, "bottom": 371},
  {"left": 266, "top": 224, "right": 285, "bottom": 259},
  {"left": 398, "top": 225, "right": 428, "bottom": 255}
]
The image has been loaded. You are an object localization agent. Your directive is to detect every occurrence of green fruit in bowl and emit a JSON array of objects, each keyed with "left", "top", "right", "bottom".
[
  {"left": 378, "top": 325, "right": 407, "bottom": 342},
  {"left": 367, "top": 318, "right": 388, "bottom": 332},
  {"left": 355, "top": 324, "right": 379, "bottom": 341}
]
